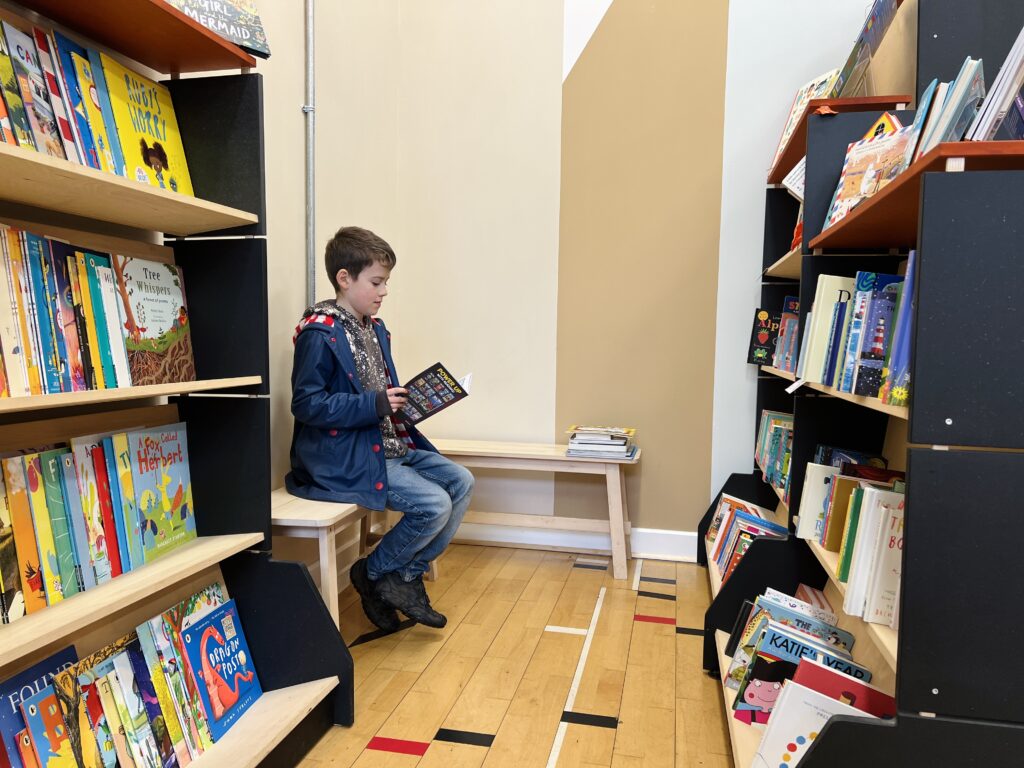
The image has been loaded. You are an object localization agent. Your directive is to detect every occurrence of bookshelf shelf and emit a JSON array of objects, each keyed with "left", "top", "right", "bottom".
[
  {"left": 0, "top": 141, "right": 258, "bottom": 236},
  {"left": 807, "top": 539, "right": 898, "bottom": 672},
  {"left": 809, "top": 141, "right": 1024, "bottom": 251},
  {"left": 18, "top": 0, "right": 257, "bottom": 74},
  {"left": 189, "top": 677, "right": 339, "bottom": 768},
  {"left": 715, "top": 630, "right": 762, "bottom": 768},
  {"left": 0, "top": 533, "right": 262, "bottom": 673},
  {"left": 767, "top": 96, "right": 912, "bottom": 185},
  {"left": 764, "top": 246, "right": 802, "bottom": 279},
  {"left": 760, "top": 366, "right": 908, "bottom": 420},
  {"left": 0, "top": 376, "right": 263, "bottom": 414}
]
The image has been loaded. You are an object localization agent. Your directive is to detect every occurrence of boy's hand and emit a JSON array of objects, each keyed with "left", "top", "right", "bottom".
[{"left": 387, "top": 387, "right": 409, "bottom": 411}]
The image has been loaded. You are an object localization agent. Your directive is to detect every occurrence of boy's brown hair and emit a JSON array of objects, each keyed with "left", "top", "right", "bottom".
[{"left": 325, "top": 226, "right": 397, "bottom": 289}]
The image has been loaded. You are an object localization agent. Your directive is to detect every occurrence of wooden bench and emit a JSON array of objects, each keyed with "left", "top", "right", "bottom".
[{"left": 430, "top": 439, "right": 641, "bottom": 580}]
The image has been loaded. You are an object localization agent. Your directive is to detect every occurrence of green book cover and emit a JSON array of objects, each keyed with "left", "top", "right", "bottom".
[
  {"left": 39, "top": 448, "right": 80, "bottom": 597},
  {"left": 84, "top": 252, "right": 118, "bottom": 387},
  {"left": 837, "top": 487, "right": 865, "bottom": 582}
]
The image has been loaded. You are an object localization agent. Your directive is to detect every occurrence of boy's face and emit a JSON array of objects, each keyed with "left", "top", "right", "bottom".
[{"left": 337, "top": 262, "right": 391, "bottom": 318}]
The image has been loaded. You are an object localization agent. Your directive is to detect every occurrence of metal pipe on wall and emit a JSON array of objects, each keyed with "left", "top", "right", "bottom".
[{"left": 304, "top": 0, "right": 316, "bottom": 307}]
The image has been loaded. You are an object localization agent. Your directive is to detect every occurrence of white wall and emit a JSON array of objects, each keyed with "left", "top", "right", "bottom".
[{"left": 710, "top": 0, "right": 874, "bottom": 499}]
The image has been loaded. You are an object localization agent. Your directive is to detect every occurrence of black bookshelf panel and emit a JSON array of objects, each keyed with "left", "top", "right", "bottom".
[
  {"left": 173, "top": 238, "right": 270, "bottom": 392},
  {"left": 763, "top": 187, "right": 801, "bottom": 271},
  {"left": 178, "top": 396, "right": 270, "bottom": 549},
  {"left": 803, "top": 111, "right": 914, "bottom": 251},
  {"left": 697, "top": 471, "right": 783, "bottom": 564},
  {"left": 167, "top": 73, "right": 266, "bottom": 237},
  {"left": 900, "top": 449, "right": 1024, "bottom": 724},
  {"left": 911, "top": 172, "right": 1024, "bottom": 449}
]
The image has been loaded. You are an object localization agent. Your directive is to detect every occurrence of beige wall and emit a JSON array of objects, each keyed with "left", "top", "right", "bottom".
[{"left": 555, "top": 0, "right": 729, "bottom": 530}]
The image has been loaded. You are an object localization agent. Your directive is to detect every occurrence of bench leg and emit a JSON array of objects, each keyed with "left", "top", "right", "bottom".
[
  {"left": 319, "top": 524, "right": 340, "bottom": 629},
  {"left": 606, "top": 464, "right": 629, "bottom": 580},
  {"left": 359, "top": 512, "right": 371, "bottom": 556}
]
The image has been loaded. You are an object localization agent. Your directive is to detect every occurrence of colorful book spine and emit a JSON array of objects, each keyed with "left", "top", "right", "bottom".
[
  {"left": 0, "top": 471, "right": 25, "bottom": 623},
  {"left": 19, "top": 686, "right": 74, "bottom": 766},
  {"left": 6, "top": 231, "right": 42, "bottom": 394},
  {"left": 58, "top": 453, "right": 96, "bottom": 591},
  {"left": 38, "top": 449, "right": 79, "bottom": 598},
  {"left": 113, "top": 432, "right": 144, "bottom": 574},
  {"left": 66, "top": 253, "right": 98, "bottom": 390},
  {"left": 22, "top": 235, "right": 62, "bottom": 393},
  {"left": 111, "top": 651, "right": 163, "bottom": 768},
  {"left": 96, "top": 266, "right": 131, "bottom": 388},
  {"left": 83, "top": 253, "right": 117, "bottom": 388},
  {"left": 101, "top": 437, "right": 130, "bottom": 573},
  {"left": 0, "top": 30, "right": 35, "bottom": 149},
  {"left": 86, "top": 49, "right": 126, "bottom": 177},
  {"left": 31, "top": 28, "right": 79, "bottom": 162},
  {"left": 94, "top": 676, "right": 133, "bottom": 768},
  {"left": 1, "top": 458, "right": 45, "bottom": 615},
  {"left": 126, "top": 638, "right": 182, "bottom": 768},
  {"left": 69, "top": 436, "right": 112, "bottom": 585},
  {"left": 51, "top": 31, "right": 99, "bottom": 168},
  {"left": 2, "top": 22, "right": 65, "bottom": 159},
  {"left": 23, "top": 455, "right": 62, "bottom": 605},
  {"left": 91, "top": 446, "right": 122, "bottom": 578},
  {"left": 137, "top": 622, "right": 192, "bottom": 765},
  {"left": 105, "top": 667, "right": 155, "bottom": 768},
  {"left": 0, "top": 78, "right": 16, "bottom": 143},
  {"left": 81, "top": 679, "right": 118, "bottom": 768},
  {"left": 70, "top": 53, "right": 116, "bottom": 174},
  {"left": 46, "top": 244, "right": 87, "bottom": 392},
  {"left": 0, "top": 230, "right": 30, "bottom": 397},
  {"left": 38, "top": 238, "right": 71, "bottom": 393}
]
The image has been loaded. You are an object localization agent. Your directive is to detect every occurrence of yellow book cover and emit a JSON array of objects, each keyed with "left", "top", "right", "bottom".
[
  {"left": 74, "top": 251, "right": 106, "bottom": 389},
  {"left": 70, "top": 52, "right": 117, "bottom": 174},
  {"left": 5, "top": 228, "right": 42, "bottom": 395},
  {"left": 1, "top": 457, "right": 46, "bottom": 613},
  {"left": 100, "top": 52, "right": 193, "bottom": 196},
  {"left": 112, "top": 432, "right": 142, "bottom": 569},
  {"left": 23, "top": 453, "right": 63, "bottom": 605}
]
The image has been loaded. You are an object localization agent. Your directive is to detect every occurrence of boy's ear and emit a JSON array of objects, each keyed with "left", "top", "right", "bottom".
[{"left": 335, "top": 268, "right": 349, "bottom": 289}]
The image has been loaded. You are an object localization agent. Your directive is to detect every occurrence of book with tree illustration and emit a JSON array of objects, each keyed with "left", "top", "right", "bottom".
[{"left": 113, "top": 256, "right": 195, "bottom": 386}]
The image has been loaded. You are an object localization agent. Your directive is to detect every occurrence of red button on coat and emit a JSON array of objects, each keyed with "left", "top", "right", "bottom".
[
  {"left": 372, "top": 444, "right": 381, "bottom": 453},
  {"left": 329, "top": 429, "right": 338, "bottom": 436},
  {"left": 375, "top": 481, "right": 384, "bottom": 491}
]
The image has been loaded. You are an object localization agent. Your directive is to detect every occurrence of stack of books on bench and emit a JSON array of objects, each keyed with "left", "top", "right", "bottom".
[{"left": 565, "top": 425, "right": 638, "bottom": 459}]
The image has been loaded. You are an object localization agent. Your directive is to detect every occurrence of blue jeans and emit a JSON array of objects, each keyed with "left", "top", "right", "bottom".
[{"left": 366, "top": 450, "right": 474, "bottom": 582}]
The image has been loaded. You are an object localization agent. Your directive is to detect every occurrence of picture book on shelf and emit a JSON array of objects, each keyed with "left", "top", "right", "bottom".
[
  {"left": 792, "top": 657, "right": 896, "bottom": 718},
  {"left": 1, "top": 22, "right": 65, "bottom": 159},
  {"left": 181, "top": 599, "right": 262, "bottom": 742},
  {"left": 0, "top": 646, "right": 77, "bottom": 768},
  {"left": 747, "top": 308, "right": 780, "bottom": 365},
  {"left": 165, "top": 0, "right": 271, "bottom": 57},
  {"left": 399, "top": 362, "right": 469, "bottom": 425},
  {"left": 100, "top": 53, "right": 194, "bottom": 196},
  {"left": 113, "top": 256, "right": 195, "bottom": 386},
  {"left": 19, "top": 685, "right": 74, "bottom": 767},
  {"left": 823, "top": 126, "right": 916, "bottom": 229},
  {"left": 129, "top": 423, "right": 196, "bottom": 563}
]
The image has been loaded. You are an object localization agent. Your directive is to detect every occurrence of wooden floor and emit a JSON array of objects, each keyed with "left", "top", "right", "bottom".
[{"left": 299, "top": 544, "right": 732, "bottom": 767}]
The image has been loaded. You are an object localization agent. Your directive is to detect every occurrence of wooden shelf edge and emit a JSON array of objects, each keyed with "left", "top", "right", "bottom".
[
  {"left": 190, "top": 677, "right": 339, "bottom": 768},
  {"left": 765, "top": 246, "right": 802, "bottom": 280},
  {"left": 0, "top": 532, "right": 263, "bottom": 671},
  {"left": 806, "top": 537, "right": 898, "bottom": 672},
  {"left": 0, "top": 141, "right": 259, "bottom": 236},
  {"left": 809, "top": 140, "right": 1024, "bottom": 251},
  {"left": 0, "top": 376, "right": 263, "bottom": 414},
  {"left": 705, "top": 539, "right": 723, "bottom": 599},
  {"left": 715, "top": 630, "right": 763, "bottom": 767},
  {"left": 760, "top": 366, "right": 908, "bottom": 420},
  {"left": 767, "top": 95, "right": 913, "bottom": 185}
]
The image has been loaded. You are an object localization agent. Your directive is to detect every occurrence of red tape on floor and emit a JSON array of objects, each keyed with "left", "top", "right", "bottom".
[{"left": 366, "top": 736, "right": 431, "bottom": 756}]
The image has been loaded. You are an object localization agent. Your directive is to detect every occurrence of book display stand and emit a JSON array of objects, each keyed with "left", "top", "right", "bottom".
[
  {"left": 699, "top": 1, "right": 1024, "bottom": 764},
  {"left": 0, "top": 4, "right": 352, "bottom": 766}
]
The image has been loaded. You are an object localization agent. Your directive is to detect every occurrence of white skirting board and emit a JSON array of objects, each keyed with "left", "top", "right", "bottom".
[{"left": 453, "top": 522, "right": 698, "bottom": 563}]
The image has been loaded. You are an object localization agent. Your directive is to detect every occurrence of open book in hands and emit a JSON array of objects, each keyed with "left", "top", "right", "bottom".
[{"left": 397, "top": 362, "right": 471, "bottom": 424}]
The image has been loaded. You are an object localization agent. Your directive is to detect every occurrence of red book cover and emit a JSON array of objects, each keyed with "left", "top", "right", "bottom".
[
  {"left": 91, "top": 446, "right": 122, "bottom": 577},
  {"left": 792, "top": 657, "right": 896, "bottom": 717}
]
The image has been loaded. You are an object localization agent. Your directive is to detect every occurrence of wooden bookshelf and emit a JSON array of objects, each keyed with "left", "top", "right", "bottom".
[
  {"left": 764, "top": 246, "right": 802, "bottom": 279},
  {"left": 0, "top": 376, "right": 262, "bottom": 414},
  {"left": 0, "top": 140, "right": 258, "bottom": 235},
  {"left": 807, "top": 538, "right": 899, "bottom": 672},
  {"left": 18, "top": 0, "right": 257, "bottom": 74},
  {"left": 767, "top": 96, "right": 912, "bottom": 185},
  {"left": 810, "top": 141, "right": 1024, "bottom": 251},
  {"left": 0, "top": 533, "right": 263, "bottom": 671},
  {"left": 761, "top": 366, "right": 908, "bottom": 420},
  {"left": 190, "top": 677, "right": 339, "bottom": 768},
  {"left": 714, "top": 630, "right": 763, "bottom": 768}
]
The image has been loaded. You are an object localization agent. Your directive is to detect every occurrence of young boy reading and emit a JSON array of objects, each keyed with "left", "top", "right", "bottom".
[{"left": 286, "top": 227, "right": 474, "bottom": 631}]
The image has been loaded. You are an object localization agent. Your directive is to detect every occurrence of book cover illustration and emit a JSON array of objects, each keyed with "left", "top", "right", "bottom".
[
  {"left": 79, "top": 678, "right": 116, "bottom": 768},
  {"left": 38, "top": 450, "right": 78, "bottom": 598},
  {"left": 129, "top": 424, "right": 196, "bottom": 562},
  {"left": 0, "top": 29, "right": 34, "bottom": 148},
  {"left": 68, "top": 435, "right": 114, "bottom": 585},
  {"left": 46, "top": 242, "right": 87, "bottom": 392},
  {"left": 852, "top": 281, "right": 901, "bottom": 397},
  {"left": 72, "top": 251, "right": 105, "bottom": 389},
  {"left": 2, "top": 457, "right": 46, "bottom": 614},
  {"left": 164, "top": 0, "right": 271, "bottom": 57},
  {"left": 50, "top": 32, "right": 98, "bottom": 169},
  {"left": 100, "top": 438, "right": 130, "bottom": 572},
  {"left": 19, "top": 686, "right": 74, "bottom": 767},
  {"left": 156, "top": 583, "right": 227, "bottom": 754},
  {"left": 85, "top": 50, "right": 125, "bottom": 177},
  {"left": 113, "top": 257, "right": 195, "bottom": 386},
  {"left": 90, "top": 445, "right": 121, "bottom": 578},
  {"left": 99, "top": 53, "right": 193, "bottom": 195},
  {"left": 22, "top": 234, "right": 62, "bottom": 394},
  {"left": 880, "top": 250, "right": 918, "bottom": 406},
  {"left": 69, "top": 53, "right": 116, "bottom": 175},
  {"left": 112, "top": 432, "right": 144, "bottom": 573},
  {"left": 0, "top": 73, "right": 16, "bottom": 143},
  {"left": 746, "top": 308, "right": 780, "bottom": 365},
  {"left": 95, "top": 267, "right": 131, "bottom": 389},
  {"left": 1, "top": 23, "right": 64, "bottom": 159},
  {"left": 0, "top": 471, "right": 25, "bottom": 623},
  {"left": 93, "top": 677, "right": 132, "bottom": 768},
  {"left": 792, "top": 657, "right": 896, "bottom": 717},
  {"left": 82, "top": 253, "right": 118, "bottom": 389},
  {"left": 399, "top": 362, "right": 468, "bottom": 425},
  {"left": 831, "top": 0, "right": 898, "bottom": 98},
  {"left": 16, "top": 729, "right": 39, "bottom": 768},
  {"left": 824, "top": 126, "right": 916, "bottom": 229},
  {"left": 30, "top": 29, "right": 78, "bottom": 162},
  {"left": 0, "top": 646, "right": 77, "bottom": 768},
  {"left": 181, "top": 600, "right": 262, "bottom": 742},
  {"left": 136, "top": 623, "right": 192, "bottom": 765},
  {"left": 122, "top": 641, "right": 179, "bottom": 768},
  {"left": 109, "top": 654, "right": 162, "bottom": 768},
  {"left": 23, "top": 455, "right": 62, "bottom": 604}
]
